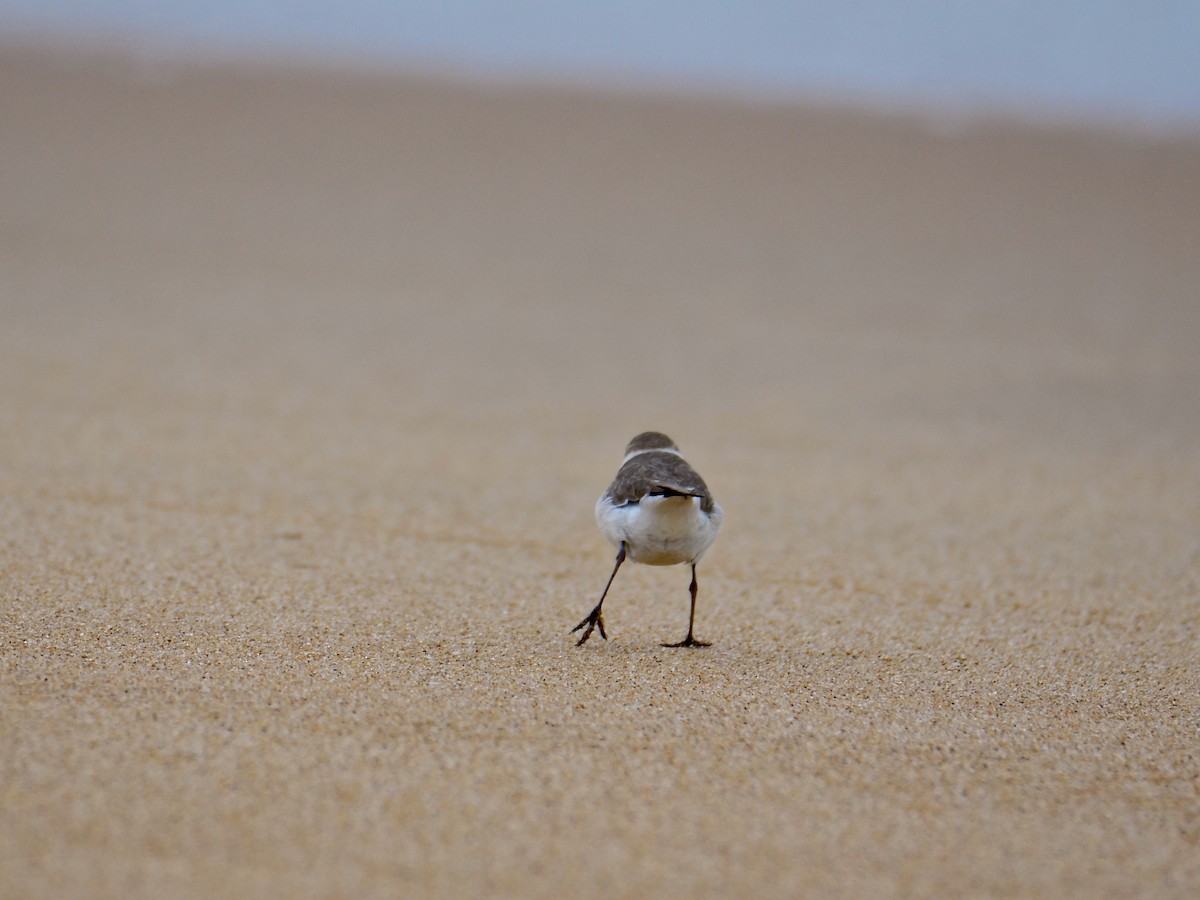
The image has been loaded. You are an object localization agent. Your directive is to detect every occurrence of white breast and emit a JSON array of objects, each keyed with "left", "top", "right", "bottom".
[{"left": 595, "top": 493, "right": 723, "bottom": 566}]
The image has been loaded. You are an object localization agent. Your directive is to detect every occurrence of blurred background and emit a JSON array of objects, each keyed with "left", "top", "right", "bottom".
[{"left": 3, "top": 0, "right": 1199, "bottom": 131}]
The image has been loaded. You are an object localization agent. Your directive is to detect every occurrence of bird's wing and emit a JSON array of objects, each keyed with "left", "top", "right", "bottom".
[{"left": 606, "top": 451, "right": 715, "bottom": 512}]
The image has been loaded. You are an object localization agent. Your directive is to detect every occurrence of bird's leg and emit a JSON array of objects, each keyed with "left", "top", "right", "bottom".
[
  {"left": 571, "top": 542, "right": 626, "bottom": 646},
  {"left": 663, "top": 563, "right": 710, "bottom": 648}
]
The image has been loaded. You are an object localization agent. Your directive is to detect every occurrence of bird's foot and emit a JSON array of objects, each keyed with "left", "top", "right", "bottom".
[
  {"left": 570, "top": 604, "right": 607, "bottom": 646},
  {"left": 662, "top": 635, "right": 711, "bottom": 649}
]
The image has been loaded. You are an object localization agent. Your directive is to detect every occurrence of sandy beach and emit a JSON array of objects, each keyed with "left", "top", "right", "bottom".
[{"left": 2, "top": 44, "right": 1198, "bottom": 897}]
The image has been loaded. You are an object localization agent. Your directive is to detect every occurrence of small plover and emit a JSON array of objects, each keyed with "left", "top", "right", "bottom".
[{"left": 571, "top": 431, "right": 724, "bottom": 648}]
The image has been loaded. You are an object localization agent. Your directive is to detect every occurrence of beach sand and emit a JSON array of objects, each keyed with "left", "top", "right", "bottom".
[{"left": 2, "top": 45, "right": 1198, "bottom": 897}]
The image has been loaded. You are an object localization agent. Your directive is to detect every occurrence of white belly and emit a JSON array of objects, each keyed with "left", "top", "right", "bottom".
[{"left": 595, "top": 493, "right": 723, "bottom": 566}]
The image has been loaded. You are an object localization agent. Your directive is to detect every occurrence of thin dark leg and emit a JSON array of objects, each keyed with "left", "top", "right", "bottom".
[
  {"left": 663, "top": 563, "right": 710, "bottom": 648},
  {"left": 571, "top": 542, "right": 626, "bottom": 646}
]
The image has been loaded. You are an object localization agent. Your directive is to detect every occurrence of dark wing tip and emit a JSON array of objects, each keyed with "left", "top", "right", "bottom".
[{"left": 647, "top": 486, "right": 703, "bottom": 499}]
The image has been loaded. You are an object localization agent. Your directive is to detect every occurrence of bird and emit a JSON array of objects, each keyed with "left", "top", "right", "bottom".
[{"left": 571, "top": 431, "right": 723, "bottom": 648}]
